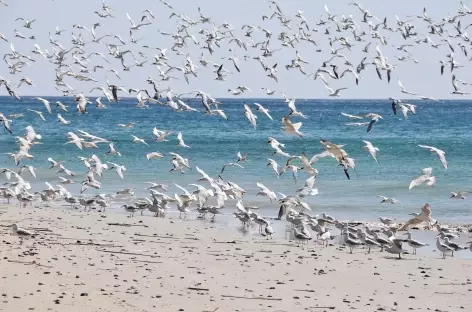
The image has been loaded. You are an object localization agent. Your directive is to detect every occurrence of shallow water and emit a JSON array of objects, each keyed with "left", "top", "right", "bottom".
[{"left": 1, "top": 96, "right": 472, "bottom": 224}]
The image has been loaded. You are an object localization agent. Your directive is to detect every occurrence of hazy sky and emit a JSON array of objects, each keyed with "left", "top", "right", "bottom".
[{"left": 0, "top": 0, "right": 470, "bottom": 99}]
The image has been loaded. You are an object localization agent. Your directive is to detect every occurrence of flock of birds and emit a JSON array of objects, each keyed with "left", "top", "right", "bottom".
[{"left": 1, "top": 0, "right": 472, "bottom": 258}]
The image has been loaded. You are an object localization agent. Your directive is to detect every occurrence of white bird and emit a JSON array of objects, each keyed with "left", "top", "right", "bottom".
[
  {"left": 27, "top": 109, "right": 46, "bottom": 121},
  {"left": 409, "top": 168, "right": 436, "bottom": 190},
  {"left": 365, "top": 113, "right": 383, "bottom": 133},
  {"left": 293, "top": 227, "right": 312, "bottom": 247},
  {"left": 266, "top": 158, "right": 280, "bottom": 177},
  {"left": 107, "top": 162, "right": 126, "bottom": 179},
  {"left": 281, "top": 116, "right": 303, "bottom": 138},
  {"left": 362, "top": 140, "right": 379, "bottom": 162},
  {"left": 378, "top": 195, "right": 401, "bottom": 204},
  {"left": 343, "top": 232, "right": 362, "bottom": 253},
  {"left": 146, "top": 152, "right": 164, "bottom": 160},
  {"left": 418, "top": 145, "right": 447, "bottom": 169},
  {"left": 56, "top": 102, "right": 68, "bottom": 113},
  {"left": 385, "top": 239, "right": 408, "bottom": 259},
  {"left": 256, "top": 182, "right": 277, "bottom": 202},
  {"left": 450, "top": 191, "right": 469, "bottom": 199},
  {"left": 405, "top": 232, "right": 428, "bottom": 255},
  {"left": 325, "top": 85, "right": 347, "bottom": 97},
  {"left": 131, "top": 135, "right": 149, "bottom": 145},
  {"left": 436, "top": 236, "right": 454, "bottom": 259},
  {"left": 35, "top": 97, "right": 52, "bottom": 113},
  {"left": 398, "top": 79, "right": 418, "bottom": 96},
  {"left": 341, "top": 112, "right": 364, "bottom": 120},
  {"left": 66, "top": 132, "right": 83, "bottom": 150},
  {"left": 57, "top": 113, "right": 70, "bottom": 125},
  {"left": 254, "top": 102, "right": 273, "bottom": 120},
  {"left": 11, "top": 223, "right": 33, "bottom": 244},
  {"left": 106, "top": 143, "right": 121, "bottom": 156},
  {"left": 243, "top": 103, "right": 257, "bottom": 128},
  {"left": 398, "top": 203, "right": 437, "bottom": 231},
  {"left": 176, "top": 132, "right": 190, "bottom": 148}
]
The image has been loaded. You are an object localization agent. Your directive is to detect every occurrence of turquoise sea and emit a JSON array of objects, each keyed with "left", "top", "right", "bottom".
[{"left": 1, "top": 96, "right": 471, "bottom": 223}]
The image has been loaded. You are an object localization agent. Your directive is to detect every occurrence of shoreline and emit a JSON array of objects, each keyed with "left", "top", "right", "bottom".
[{"left": 2, "top": 204, "right": 472, "bottom": 311}]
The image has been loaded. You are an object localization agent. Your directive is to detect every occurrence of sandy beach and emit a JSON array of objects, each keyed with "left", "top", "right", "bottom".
[{"left": 0, "top": 204, "right": 471, "bottom": 312}]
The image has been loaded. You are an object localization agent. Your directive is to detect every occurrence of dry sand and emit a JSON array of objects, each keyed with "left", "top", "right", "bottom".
[{"left": 1, "top": 204, "right": 472, "bottom": 312}]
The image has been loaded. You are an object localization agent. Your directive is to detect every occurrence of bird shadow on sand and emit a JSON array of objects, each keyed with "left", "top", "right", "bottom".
[{"left": 383, "top": 256, "right": 416, "bottom": 260}]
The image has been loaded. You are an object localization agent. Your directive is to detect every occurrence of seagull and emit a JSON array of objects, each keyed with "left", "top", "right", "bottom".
[
  {"left": 362, "top": 140, "right": 379, "bottom": 162},
  {"left": 176, "top": 132, "right": 190, "bottom": 148},
  {"left": 365, "top": 113, "right": 383, "bottom": 133},
  {"left": 281, "top": 116, "right": 303, "bottom": 138},
  {"left": 27, "top": 109, "right": 46, "bottom": 121},
  {"left": 325, "top": 84, "right": 347, "bottom": 97},
  {"left": 450, "top": 191, "right": 469, "bottom": 199},
  {"left": 35, "top": 97, "right": 52, "bottom": 113},
  {"left": 106, "top": 143, "right": 121, "bottom": 156},
  {"left": 236, "top": 151, "right": 248, "bottom": 162},
  {"left": 409, "top": 168, "right": 436, "bottom": 190},
  {"left": 444, "top": 237, "right": 467, "bottom": 257},
  {"left": 264, "top": 224, "right": 275, "bottom": 239},
  {"left": 266, "top": 158, "right": 280, "bottom": 177},
  {"left": 398, "top": 203, "right": 437, "bottom": 231},
  {"left": 10, "top": 223, "right": 33, "bottom": 244},
  {"left": 221, "top": 162, "right": 244, "bottom": 174},
  {"left": 451, "top": 74, "right": 469, "bottom": 95},
  {"left": 57, "top": 113, "right": 70, "bottom": 125},
  {"left": 243, "top": 103, "right": 257, "bottom": 129},
  {"left": 254, "top": 102, "right": 273, "bottom": 120},
  {"left": 146, "top": 152, "right": 164, "bottom": 160},
  {"left": 56, "top": 101, "right": 68, "bottom": 112},
  {"left": 131, "top": 135, "right": 149, "bottom": 145},
  {"left": 359, "top": 232, "right": 381, "bottom": 254},
  {"left": 385, "top": 239, "right": 408, "bottom": 259},
  {"left": 343, "top": 232, "right": 363, "bottom": 254},
  {"left": 398, "top": 79, "right": 418, "bottom": 96},
  {"left": 436, "top": 236, "right": 454, "bottom": 259},
  {"left": 256, "top": 182, "right": 277, "bottom": 202},
  {"left": 293, "top": 227, "right": 312, "bottom": 247},
  {"left": 405, "top": 232, "right": 428, "bottom": 255},
  {"left": 107, "top": 162, "right": 126, "bottom": 179},
  {"left": 418, "top": 145, "right": 447, "bottom": 169},
  {"left": 215, "top": 64, "right": 225, "bottom": 81},
  {"left": 378, "top": 195, "right": 401, "bottom": 204},
  {"left": 341, "top": 112, "right": 364, "bottom": 120}
]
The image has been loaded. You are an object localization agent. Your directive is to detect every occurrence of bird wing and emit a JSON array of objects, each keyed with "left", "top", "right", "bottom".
[
  {"left": 421, "top": 167, "right": 433, "bottom": 176},
  {"left": 437, "top": 152, "right": 448, "bottom": 169},
  {"left": 174, "top": 183, "right": 190, "bottom": 195},
  {"left": 309, "top": 151, "right": 332, "bottom": 164},
  {"left": 304, "top": 175, "right": 316, "bottom": 188},
  {"left": 37, "top": 97, "right": 52, "bottom": 113},
  {"left": 409, "top": 175, "right": 427, "bottom": 190},
  {"left": 256, "top": 182, "right": 268, "bottom": 193}
]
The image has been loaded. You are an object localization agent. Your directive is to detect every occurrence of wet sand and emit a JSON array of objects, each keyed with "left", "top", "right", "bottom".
[{"left": 1, "top": 204, "right": 472, "bottom": 312}]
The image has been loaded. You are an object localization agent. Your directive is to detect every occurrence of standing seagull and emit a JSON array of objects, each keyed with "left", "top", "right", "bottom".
[
  {"left": 10, "top": 223, "right": 33, "bottom": 244},
  {"left": 418, "top": 145, "right": 447, "bottom": 169},
  {"left": 436, "top": 236, "right": 454, "bottom": 259},
  {"left": 406, "top": 232, "right": 428, "bottom": 255}
]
